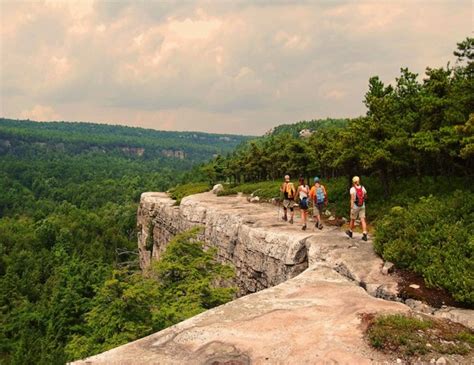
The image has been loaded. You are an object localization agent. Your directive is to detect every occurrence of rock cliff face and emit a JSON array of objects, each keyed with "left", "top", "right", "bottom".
[{"left": 137, "top": 192, "right": 309, "bottom": 295}]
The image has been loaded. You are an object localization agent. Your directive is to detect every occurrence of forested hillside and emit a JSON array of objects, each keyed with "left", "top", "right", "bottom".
[
  {"left": 0, "top": 118, "right": 250, "bottom": 163},
  {"left": 196, "top": 38, "right": 474, "bottom": 306},
  {"left": 0, "top": 121, "right": 242, "bottom": 363},
  {"left": 267, "top": 118, "right": 348, "bottom": 137}
]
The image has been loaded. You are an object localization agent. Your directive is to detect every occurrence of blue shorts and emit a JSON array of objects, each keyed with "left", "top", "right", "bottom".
[{"left": 299, "top": 197, "right": 309, "bottom": 210}]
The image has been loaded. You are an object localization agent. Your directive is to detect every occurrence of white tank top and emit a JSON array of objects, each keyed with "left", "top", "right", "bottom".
[{"left": 299, "top": 185, "right": 309, "bottom": 199}]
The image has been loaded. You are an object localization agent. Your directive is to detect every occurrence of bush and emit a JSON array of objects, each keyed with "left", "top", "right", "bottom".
[
  {"left": 374, "top": 191, "right": 474, "bottom": 305},
  {"left": 366, "top": 313, "right": 473, "bottom": 357},
  {"left": 168, "top": 182, "right": 210, "bottom": 205}
]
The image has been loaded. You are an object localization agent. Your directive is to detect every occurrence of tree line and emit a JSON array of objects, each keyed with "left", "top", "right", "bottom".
[{"left": 200, "top": 38, "right": 473, "bottom": 195}]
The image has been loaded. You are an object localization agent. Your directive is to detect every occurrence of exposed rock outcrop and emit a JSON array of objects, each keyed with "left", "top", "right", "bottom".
[
  {"left": 72, "top": 266, "right": 410, "bottom": 365},
  {"left": 73, "top": 191, "right": 474, "bottom": 364},
  {"left": 137, "top": 192, "right": 310, "bottom": 295}
]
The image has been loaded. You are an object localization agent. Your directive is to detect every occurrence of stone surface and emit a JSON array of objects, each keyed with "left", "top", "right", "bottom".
[
  {"left": 137, "top": 192, "right": 399, "bottom": 298},
  {"left": 137, "top": 192, "right": 311, "bottom": 295},
  {"left": 73, "top": 192, "right": 474, "bottom": 364},
  {"left": 434, "top": 307, "right": 474, "bottom": 329},
  {"left": 72, "top": 266, "right": 410, "bottom": 365},
  {"left": 405, "top": 299, "right": 435, "bottom": 314}
]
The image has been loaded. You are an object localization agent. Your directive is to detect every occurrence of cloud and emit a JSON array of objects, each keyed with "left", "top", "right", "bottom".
[
  {"left": 1, "top": 0, "right": 471, "bottom": 134},
  {"left": 20, "top": 104, "right": 60, "bottom": 121}
]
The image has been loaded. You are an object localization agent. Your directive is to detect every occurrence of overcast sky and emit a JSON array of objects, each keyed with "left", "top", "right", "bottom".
[{"left": 0, "top": 1, "right": 471, "bottom": 135}]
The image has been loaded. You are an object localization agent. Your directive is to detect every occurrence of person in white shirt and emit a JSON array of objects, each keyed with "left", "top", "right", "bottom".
[
  {"left": 346, "top": 176, "right": 368, "bottom": 241},
  {"left": 297, "top": 177, "right": 310, "bottom": 230}
]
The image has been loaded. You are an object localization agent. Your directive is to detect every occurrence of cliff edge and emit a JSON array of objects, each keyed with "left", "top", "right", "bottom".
[{"left": 72, "top": 192, "right": 473, "bottom": 364}]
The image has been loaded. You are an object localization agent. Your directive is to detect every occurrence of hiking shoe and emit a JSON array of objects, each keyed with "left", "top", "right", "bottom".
[
  {"left": 289, "top": 218, "right": 294, "bottom": 224},
  {"left": 362, "top": 233, "right": 368, "bottom": 241},
  {"left": 302, "top": 225, "right": 307, "bottom": 231},
  {"left": 318, "top": 223, "right": 323, "bottom": 230},
  {"left": 345, "top": 230, "right": 353, "bottom": 238},
  {"left": 282, "top": 215, "right": 288, "bottom": 221}
]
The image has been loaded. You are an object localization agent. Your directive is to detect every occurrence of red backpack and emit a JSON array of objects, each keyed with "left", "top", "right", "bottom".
[{"left": 355, "top": 186, "right": 365, "bottom": 207}]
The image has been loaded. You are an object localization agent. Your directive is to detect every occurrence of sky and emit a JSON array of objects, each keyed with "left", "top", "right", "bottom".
[{"left": 0, "top": 1, "right": 472, "bottom": 135}]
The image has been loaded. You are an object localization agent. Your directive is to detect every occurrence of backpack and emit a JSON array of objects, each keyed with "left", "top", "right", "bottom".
[
  {"left": 354, "top": 186, "right": 365, "bottom": 207},
  {"left": 316, "top": 186, "right": 325, "bottom": 204},
  {"left": 285, "top": 183, "right": 296, "bottom": 199}
]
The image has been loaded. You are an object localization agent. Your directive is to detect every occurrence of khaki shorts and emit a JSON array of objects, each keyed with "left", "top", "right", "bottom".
[
  {"left": 313, "top": 202, "right": 324, "bottom": 216},
  {"left": 283, "top": 199, "right": 296, "bottom": 210},
  {"left": 351, "top": 205, "right": 366, "bottom": 220}
]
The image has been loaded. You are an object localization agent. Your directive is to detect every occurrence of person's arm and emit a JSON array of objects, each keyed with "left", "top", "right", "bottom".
[
  {"left": 323, "top": 185, "right": 328, "bottom": 206},
  {"left": 350, "top": 188, "right": 355, "bottom": 210},
  {"left": 280, "top": 183, "right": 285, "bottom": 193}
]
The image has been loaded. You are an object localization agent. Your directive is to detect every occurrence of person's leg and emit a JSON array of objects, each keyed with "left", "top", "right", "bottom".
[
  {"left": 361, "top": 217, "right": 367, "bottom": 234},
  {"left": 282, "top": 206, "right": 288, "bottom": 220},
  {"left": 346, "top": 207, "right": 356, "bottom": 238},
  {"left": 313, "top": 204, "right": 320, "bottom": 227},
  {"left": 360, "top": 208, "right": 368, "bottom": 240},
  {"left": 289, "top": 205, "right": 294, "bottom": 223},
  {"left": 317, "top": 204, "right": 323, "bottom": 229}
]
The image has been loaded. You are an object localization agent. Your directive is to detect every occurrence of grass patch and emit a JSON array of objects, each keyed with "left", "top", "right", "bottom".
[
  {"left": 366, "top": 313, "right": 473, "bottom": 359},
  {"left": 168, "top": 182, "right": 211, "bottom": 205}
]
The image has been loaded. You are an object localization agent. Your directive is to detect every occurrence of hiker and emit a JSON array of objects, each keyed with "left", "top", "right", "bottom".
[
  {"left": 297, "top": 177, "right": 310, "bottom": 230},
  {"left": 309, "top": 176, "right": 327, "bottom": 229},
  {"left": 346, "top": 176, "right": 368, "bottom": 241},
  {"left": 280, "top": 174, "right": 296, "bottom": 224}
]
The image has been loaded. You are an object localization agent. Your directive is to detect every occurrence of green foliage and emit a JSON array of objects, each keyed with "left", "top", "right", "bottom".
[
  {"left": 65, "top": 269, "right": 162, "bottom": 359},
  {"left": 269, "top": 118, "right": 348, "bottom": 137},
  {"left": 150, "top": 228, "right": 236, "bottom": 328},
  {"left": 0, "top": 121, "right": 242, "bottom": 364},
  {"left": 168, "top": 182, "right": 211, "bottom": 205},
  {"left": 0, "top": 118, "right": 251, "bottom": 163},
  {"left": 367, "top": 313, "right": 473, "bottom": 357},
  {"left": 374, "top": 191, "right": 474, "bottom": 305},
  {"left": 66, "top": 228, "right": 235, "bottom": 360}
]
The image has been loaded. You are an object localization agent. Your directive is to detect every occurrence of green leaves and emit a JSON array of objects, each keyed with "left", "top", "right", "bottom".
[
  {"left": 374, "top": 191, "right": 474, "bottom": 305},
  {"left": 64, "top": 229, "right": 236, "bottom": 361}
]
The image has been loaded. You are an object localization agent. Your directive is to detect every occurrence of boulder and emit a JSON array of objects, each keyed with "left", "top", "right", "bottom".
[
  {"left": 382, "top": 261, "right": 395, "bottom": 275},
  {"left": 211, "top": 184, "right": 224, "bottom": 194},
  {"left": 250, "top": 196, "right": 260, "bottom": 203}
]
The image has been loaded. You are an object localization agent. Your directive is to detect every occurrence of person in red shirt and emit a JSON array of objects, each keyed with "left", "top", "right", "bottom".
[{"left": 346, "top": 176, "right": 368, "bottom": 241}]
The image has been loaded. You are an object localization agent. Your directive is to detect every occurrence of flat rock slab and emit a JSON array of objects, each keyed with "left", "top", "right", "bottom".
[
  {"left": 72, "top": 266, "right": 409, "bottom": 365},
  {"left": 73, "top": 192, "right": 474, "bottom": 364}
]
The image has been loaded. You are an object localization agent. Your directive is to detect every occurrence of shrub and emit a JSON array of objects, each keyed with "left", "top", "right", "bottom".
[
  {"left": 374, "top": 191, "right": 474, "bottom": 305},
  {"left": 168, "top": 182, "right": 210, "bottom": 205},
  {"left": 366, "top": 313, "right": 473, "bottom": 357}
]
